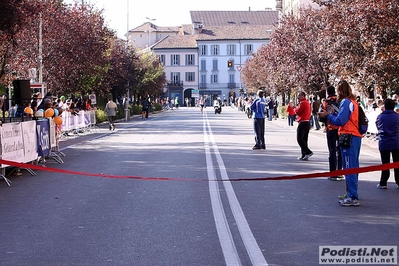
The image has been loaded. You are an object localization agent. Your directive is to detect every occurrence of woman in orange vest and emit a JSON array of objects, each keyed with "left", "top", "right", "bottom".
[{"left": 319, "top": 80, "right": 362, "bottom": 207}]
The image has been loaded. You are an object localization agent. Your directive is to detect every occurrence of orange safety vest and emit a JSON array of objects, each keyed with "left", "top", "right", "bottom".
[
  {"left": 322, "top": 96, "right": 339, "bottom": 131},
  {"left": 338, "top": 98, "right": 362, "bottom": 138}
]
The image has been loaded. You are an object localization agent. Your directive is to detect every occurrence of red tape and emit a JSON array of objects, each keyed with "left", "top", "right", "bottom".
[{"left": 1, "top": 159, "right": 398, "bottom": 182}]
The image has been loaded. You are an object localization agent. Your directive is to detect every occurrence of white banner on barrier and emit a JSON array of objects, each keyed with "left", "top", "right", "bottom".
[
  {"left": 1, "top": 123, "right": 25, "bottom": 166},
  {"left": 21, "top": 120, "right": 38, "bottom": 162},
  {"left": 49, "top": 118, "right": 57, "bottom": 148}
]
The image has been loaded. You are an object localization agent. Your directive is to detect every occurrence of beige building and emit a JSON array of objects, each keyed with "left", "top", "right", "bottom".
[
  {"left": 276, "top": 0, "right": 321, "bottom": 16},
  {"left": 127, "top": 22, "right": 189, "bottom": 50},
  {"left": 151, "top": 10, "right": 279, "bottom": 106}
]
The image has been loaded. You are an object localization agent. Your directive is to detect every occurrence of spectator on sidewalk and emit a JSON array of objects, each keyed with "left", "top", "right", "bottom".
[
  {"left": 318, "top": 80, "right": 362, "bottom": 207},
  {"left": 295, "top": 91, "right": 313, "bottom": 160},
  {"left": 312, "top": 96, "right": 321, "bottom": 130},
  {"left": 321, "top": 86, "right": 343, "bottom": 180},
  {"left": 267, "top": 97, "right": 274, "bottom": 121},
  {"left": 142, "top": 97, "right": 149, "bottom": 119},
  {"left": 286, "top": 100, "right": 296, "bottom": 126},
  {"left": 375, "top": 98, "right": 399, "bottom": 189}
]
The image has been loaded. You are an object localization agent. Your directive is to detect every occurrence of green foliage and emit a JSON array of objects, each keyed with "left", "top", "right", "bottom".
[
  {"left": 131, "top": 105, "right": 142, "bottom": 115},
  {"left": 279, "top": 105, "right": 287, "bottom": 118},
  {"left": 95, "top": 109, "right": 108, "bottom": 124},
  {"left": 152, "top": 103, "right": 162, "bottom": 112}
]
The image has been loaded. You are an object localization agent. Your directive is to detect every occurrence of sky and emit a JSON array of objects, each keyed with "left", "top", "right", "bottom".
[{"left": 64, "top": 0, "right": 277, "bottom": 38}]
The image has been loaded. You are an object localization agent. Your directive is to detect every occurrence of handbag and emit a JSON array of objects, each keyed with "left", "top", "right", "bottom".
[{"left": 338, "top": 133, "right": 352, "bottom": 148}]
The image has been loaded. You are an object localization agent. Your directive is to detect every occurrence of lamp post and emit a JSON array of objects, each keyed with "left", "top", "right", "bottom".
[
  {"left": 126, "top": 0, "right": 129, "bottom": 41},
  {"left": 38, "top": 13, "right": 43, "bottom": 83},
  {"left": 146, "top": 17, "right": 156, "bottom": 48}
]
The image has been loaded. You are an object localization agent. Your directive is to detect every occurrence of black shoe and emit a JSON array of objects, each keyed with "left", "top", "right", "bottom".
[
  {"left": 261, "top": 145, "right": 266, "bottom": 149},
  {"left": 252, "top": 146, "right": 261, "bottom": 150}
]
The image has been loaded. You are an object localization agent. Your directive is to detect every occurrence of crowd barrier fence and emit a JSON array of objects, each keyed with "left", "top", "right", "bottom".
[{"left": 0, "top": 110, "right": 99, "bottom": 186}]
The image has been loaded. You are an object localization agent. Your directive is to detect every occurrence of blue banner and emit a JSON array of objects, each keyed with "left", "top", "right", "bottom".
[{"left": 36, "top": 119, "right": 50, "bottom": 157}]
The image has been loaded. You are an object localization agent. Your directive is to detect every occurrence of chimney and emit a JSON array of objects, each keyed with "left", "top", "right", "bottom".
[
  {"left": 249, "top": 7, "right": 251, "bottom": 11},
  {"left": 178, "top": 26, "right": 184, "bottom": 35}
]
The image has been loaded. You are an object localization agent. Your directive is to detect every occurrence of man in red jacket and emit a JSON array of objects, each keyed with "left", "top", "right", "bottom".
[{"left": 295, "top": 91, "right": 313, "bottom": 160}]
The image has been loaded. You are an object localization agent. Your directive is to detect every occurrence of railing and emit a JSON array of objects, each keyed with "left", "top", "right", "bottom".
[
  {"left": 227, "top": 82, "right": 237, "bottom": 89},
  {"left": 199, "top": 83, "right": 207, "bottom": 89},
  {"left": 167, "top": 81, "right": 183, "bottom": 87}
]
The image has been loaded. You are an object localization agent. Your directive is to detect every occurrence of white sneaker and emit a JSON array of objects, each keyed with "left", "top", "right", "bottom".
[{"left": 302, "top": 152, "right": 314, "bottom": 161}]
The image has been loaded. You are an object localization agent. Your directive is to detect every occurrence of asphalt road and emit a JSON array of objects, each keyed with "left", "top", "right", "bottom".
[{"left": 0, "top": 106, "right": 398, "bottom": 266}]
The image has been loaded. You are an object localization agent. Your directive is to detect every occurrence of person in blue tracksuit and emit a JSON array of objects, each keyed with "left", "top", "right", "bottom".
[
  {"left": 250, "top": 90, "right": 266, "bottom": 150},
  {"left": 319, "top": 80, "right": 362, "bottom": 206}
]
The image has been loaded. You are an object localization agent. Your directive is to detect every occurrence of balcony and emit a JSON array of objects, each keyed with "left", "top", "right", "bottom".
[
  {"left": 227, "top": 82, "right": 237, "bottom": 89},
  {"left": 167, "top": 81, "right": 183, "bottom": 87},
  {"left": 199, "top": 83, "right": 207, "bottom": 89}
]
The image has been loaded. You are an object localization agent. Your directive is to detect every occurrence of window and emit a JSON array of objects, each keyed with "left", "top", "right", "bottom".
[
  {"left": 200, "top": 59, "right": 206, "bottom": 71},
  {"left": 200, "top": 45, "right": 207, "bottom": 56},
  {"left": 211, "top": 74, "right": 218, "bottom": 84},
  {"left": 171, "top": 54, "right": 180, "bottom": 65},
  {"left": 227, "top": 44, "right": 236, "bottom": 55},
  {"left": 212, "top": 59, "right": 218, "bottom": 71},
  {"left": 229, "top": 74, "right": 235, "bottom": 83},
  {"left": 171, "top": 72, "right": 180, "bottom": 83},
  {"left": 211, "top": 45, "right": 219, "bottom": 55},
  {"left": 186, "top": 72, "right": 195, "bottom": 82},
  {"left": 201, "top": 74, "right": 206, "bottom": 84},
  {"left": 244, "top": 44, "right": 253, "bottom": 55},
  {"left": 159, "top": 55, "right": 165, "bottom": 66},
  {"left": 186, "top": 54, "right": 195, "bottom": 65}
]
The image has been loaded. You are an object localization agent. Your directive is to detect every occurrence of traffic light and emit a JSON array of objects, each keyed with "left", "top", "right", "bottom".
[{"left": 227, "top": 60, "right": 233, "bottom": 68}]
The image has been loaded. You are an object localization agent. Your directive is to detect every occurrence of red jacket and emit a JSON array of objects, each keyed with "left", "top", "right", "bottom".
[
  {"left": 286, "top": 104, "right": 295, "bottom": 116},
  {"left": 294, "top": 98, "right": 311, "bottom": 122}
]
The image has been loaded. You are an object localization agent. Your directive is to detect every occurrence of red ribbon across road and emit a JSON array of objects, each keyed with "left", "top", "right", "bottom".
[{"left": 1, "top": 159, "right": 398, "bottom": 182}]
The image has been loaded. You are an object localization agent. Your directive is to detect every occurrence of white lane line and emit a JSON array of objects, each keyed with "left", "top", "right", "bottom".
[
  {"left": 203, "top": 113, "right": 242, "bottom": 266},
  {"left": 204, "top": 111, "right": 268, "bottom": 266}
]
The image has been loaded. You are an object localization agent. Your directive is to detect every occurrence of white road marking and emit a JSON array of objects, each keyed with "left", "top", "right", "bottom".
[{"left": 203, "top": 110, "right": 268, "bottom": 266}]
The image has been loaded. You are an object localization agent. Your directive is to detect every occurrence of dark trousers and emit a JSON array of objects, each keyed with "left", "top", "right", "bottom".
[
  {"left": 313, "top": 114, "right": 321, "bottom": 130},
  {"left": 297, "top": 121, "right": 312, "bottom": 157},
  {"left": 326, "top": 129, "right": 342, "bottom": 175},
  {"left": 379, "top": 149, "right": 399, "bottom": 186},
  {"left": 108, "top": 116, "right": 115, "bottom": 127},
  {"left": 288, "top": 115, "right": 295, "bottom": 126},
  {"left": 254, "top": 118, "right": 265, "bottom": 148}
]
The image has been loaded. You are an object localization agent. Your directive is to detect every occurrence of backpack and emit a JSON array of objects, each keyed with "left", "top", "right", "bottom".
[{"left": 357, "top": 104, "right": 369, "bottom": 135}]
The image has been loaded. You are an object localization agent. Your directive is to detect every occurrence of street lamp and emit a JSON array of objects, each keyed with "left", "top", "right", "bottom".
[{"left": 146, "top": 17, "right": 156, "bottom": 48}]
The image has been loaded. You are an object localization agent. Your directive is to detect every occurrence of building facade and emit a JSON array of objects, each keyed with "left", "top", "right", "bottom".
[
  {"left": 151, "top": 10, "right": 278, "bottom": 106},
  {"left": 153, "top": 35, "right": 198, "bottom": 106},
  {"left": 276, "top": 0, "right": 321, "bottom": 16}
]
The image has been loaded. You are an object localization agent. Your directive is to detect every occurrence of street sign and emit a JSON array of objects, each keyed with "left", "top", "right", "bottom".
[
  {"left": 30, "top": 83, "right": 46, "bottom": 96},
  {"left": 89, "top": 94, "right": 96, "bottom": 105},
  {"left": 192, "top": 89, "right": 199, "bottom": 98}
]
